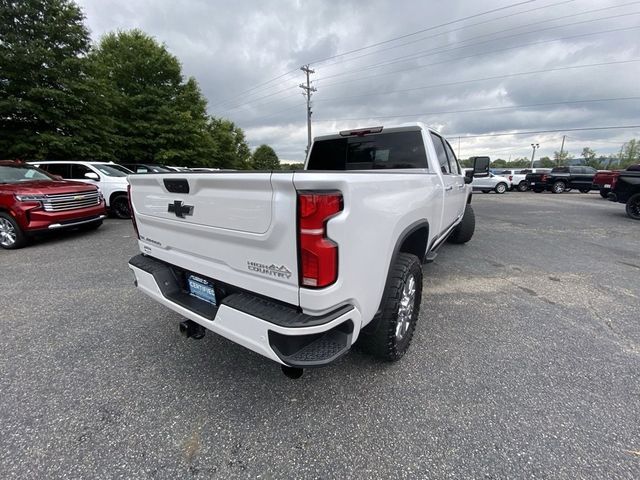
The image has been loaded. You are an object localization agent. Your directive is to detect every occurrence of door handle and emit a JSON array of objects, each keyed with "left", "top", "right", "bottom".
[
  {"left": 445, "top": 185, "right": 453, "bottom": 191},
  {"left": 457, "top": 184, "right": 465, "bottom": 189}
]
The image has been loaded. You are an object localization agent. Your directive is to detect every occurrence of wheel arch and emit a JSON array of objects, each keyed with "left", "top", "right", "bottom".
[
  {"left": 365, "top": 220, "right": 429, "bottom": 333},
  {"left": 109, "top": 190, "right": 128, "bottom": 207}
]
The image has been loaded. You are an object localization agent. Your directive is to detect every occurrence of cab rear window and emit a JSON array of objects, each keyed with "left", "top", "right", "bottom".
[{"left": 307, "top": 131, "right": 428, "bottom": 170}]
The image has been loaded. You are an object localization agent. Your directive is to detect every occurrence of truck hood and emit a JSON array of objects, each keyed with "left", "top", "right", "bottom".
[{"left": 0, "top": 180, "right": 99, "bottom": 195}]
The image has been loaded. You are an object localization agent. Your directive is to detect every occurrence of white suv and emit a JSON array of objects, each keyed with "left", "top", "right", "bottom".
[
  {"left": 471, "top": 172, "right": 511, "bottom": 194},
  {"left": 29, "top": 161, "right": 131, "bottom": 218}
]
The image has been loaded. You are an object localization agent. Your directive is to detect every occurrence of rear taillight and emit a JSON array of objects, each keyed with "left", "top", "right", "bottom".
[
  {"left": 509, "top": 175, "right": 513, "bottom": 181},
  {"left": 298, "top": 191, "right": 343, "bottom": 288},
  {"left": 541, "top": 174, "right": 548, "bottom": 182},
  {"left": 127, "top": 184, "right": 139, "bottom": 239}
]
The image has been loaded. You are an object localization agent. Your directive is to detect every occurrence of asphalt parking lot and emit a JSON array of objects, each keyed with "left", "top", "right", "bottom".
[{"left": 1, "top": 191, "right": 639, "bottom": 479}]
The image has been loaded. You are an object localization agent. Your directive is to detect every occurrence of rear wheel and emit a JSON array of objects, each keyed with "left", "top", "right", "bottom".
[
  {"left": 552, "top": 181, "right": 566, "bottom": 194},
  {"left": 111, "top": 195, "right": 130, "bottom": 219},
  {"left": 481, "top": 190, "right": 490, "bottom": 193},
  {"left": 495, "top": 183, "right": 507, "bottom": 194},
  {"left": 599, "top": 188, "right": 610, "bottom": 199},
  {"left": 626, "top": 193, "right": 640, "bottom": 220},
  {"left": 517, "top": 181, "right": 528, "bottom": 192},
  {"left": 358, "top": 253, "right": 422, "bottom": 361},
  {"left": 533, "top": 188, "right": 543, "bottom": 193},
  {"left": 448, "top": 205, "right": 475, "bottom": 244},
  {"left": 579, "top": 188, "right": 590, "bottom": 193},
  {"left": 0, "top": 213, "right": 27, "bottom": 249}
]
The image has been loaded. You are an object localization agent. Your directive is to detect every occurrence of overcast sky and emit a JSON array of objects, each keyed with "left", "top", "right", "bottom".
[{"left": 76, "top": 0, "right": 640, "bottom": 163}]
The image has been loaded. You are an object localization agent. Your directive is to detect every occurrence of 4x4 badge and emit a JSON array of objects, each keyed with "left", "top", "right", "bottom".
[{"left": 168, "top": 200, "right": 194, "bottom": 218}]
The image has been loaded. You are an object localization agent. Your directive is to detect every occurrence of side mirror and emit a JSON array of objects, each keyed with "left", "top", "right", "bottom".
[
  {"left": 471, "top": 156, "right": 490, "bottom": 177},
  {"left": 84, "top": 172, "right": 99, "bottom": 181},
  {"left": 464, "top": 169, "right": 474, "bottom": 184}
]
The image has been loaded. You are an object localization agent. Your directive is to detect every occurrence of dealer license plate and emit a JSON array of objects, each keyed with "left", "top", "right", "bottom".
[
  {"left": 604, "top": 184, "right": 611, "bottom": 188},
  {"left": 187, "top": 275, "right": 217, "bottom": 305},
  {"left": 530, "top": 182, "right": 536, "bottom": 185}
]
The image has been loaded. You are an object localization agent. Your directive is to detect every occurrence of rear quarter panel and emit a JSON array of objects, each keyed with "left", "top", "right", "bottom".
[{"left": 293, "top": 171, "right": 443, "bottom": 325}]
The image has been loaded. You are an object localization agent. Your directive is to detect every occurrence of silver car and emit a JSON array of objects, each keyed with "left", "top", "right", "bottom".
[{"left": 471, "top": 172, "right": 511, "bottom": 194}]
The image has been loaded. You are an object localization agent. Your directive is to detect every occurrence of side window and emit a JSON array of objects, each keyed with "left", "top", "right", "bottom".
[
  {"left": 443, "top": 140, "right": 461, "bottom": 174},
  {"left": 136, "top": 166, "right": 149, "bottom": 173},
  {"left": 42, "top": 163, "right": 70, "bottom": 178},
  {"left": 430, "top": 133, "right": 450, "bottom": 174},
  {"left": 70, "top": 164, "right": 94, "bottom": 179},
  {"left": 585, "top": 166, "right": 596, "bottom": 174}
]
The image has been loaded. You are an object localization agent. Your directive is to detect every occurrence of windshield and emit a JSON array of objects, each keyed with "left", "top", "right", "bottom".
[
  {"left": 93, "top": 164, "right": 130, "bottom": 177},
  {"left": 0, "top": 164, "right": 53, "bottom": 183}
]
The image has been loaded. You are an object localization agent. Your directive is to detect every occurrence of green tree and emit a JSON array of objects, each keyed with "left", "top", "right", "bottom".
[
  {"left": 88, "top": 29, "right": 212, "bottom": 165},
  {"left": 280, "top": 162, "right": 304, "bottom": 170},
  {"left": 619, "top": 139, "right": 639, "bottom": 168},
  {"left": 538, "top": 156, "right": 555, "bottom": 168},
  {"left": 252, "top": 144, "right": 280, "bottom": 170},
  {"left": 0, "top": 0, "right": 115, "bottom": 160},
  {"left": 205, "top": 118, "right": 252, "bottom": 169},
  {"left": 491, "top": 159, "right": 507, "bottom": 168},
  {"left": 553, "top": 150, "right": 571, "bottom": 166},
  {"left": 581, "top": 147, "right": 600, "bottom": 168}
]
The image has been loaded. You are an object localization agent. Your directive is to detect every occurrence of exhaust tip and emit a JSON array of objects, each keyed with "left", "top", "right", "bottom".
[{"left": 281, "top": 365, "right": 304, "bottom": 379}]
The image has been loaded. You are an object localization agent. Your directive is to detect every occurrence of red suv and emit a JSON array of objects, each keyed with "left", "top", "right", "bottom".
[{"left": 0, "top": 161, "right": 107, "bottom": 249}]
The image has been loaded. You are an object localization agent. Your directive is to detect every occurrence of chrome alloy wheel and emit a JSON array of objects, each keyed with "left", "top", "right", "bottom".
[
  {"left": 0, "top": 217, "right": 17, "bottom": 247},
  {"left": 396, "top": 274, "right": 416, "bottom": 341}
]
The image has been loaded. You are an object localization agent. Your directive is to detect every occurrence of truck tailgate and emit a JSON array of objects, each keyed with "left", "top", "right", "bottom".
[{"left": 128, "top": 172, "right": 300, "bottom": 305}]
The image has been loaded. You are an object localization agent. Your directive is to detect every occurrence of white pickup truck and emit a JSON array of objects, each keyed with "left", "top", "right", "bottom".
[{"left": 127, "top": 123, "right": 488, "bottom": 377}]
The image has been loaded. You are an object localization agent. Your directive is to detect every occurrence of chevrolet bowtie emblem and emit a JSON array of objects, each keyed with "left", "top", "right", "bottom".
[{"left": 168, "top": 200, "right": 194, "bottom": 218}]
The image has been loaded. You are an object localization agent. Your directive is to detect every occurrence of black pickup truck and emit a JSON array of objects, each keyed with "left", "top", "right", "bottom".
[
  {"left": 607, "top": 168, "right": 640, "bottom": 219},
  {"left": 526, "top": 166, "right": 598, "bottom": 193}
]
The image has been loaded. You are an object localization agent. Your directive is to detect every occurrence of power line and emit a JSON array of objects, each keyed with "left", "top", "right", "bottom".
[
  {"left": 314, "top": 97, "right": 640, "bottom": 123},
  {"left": 313, "top": 59, "right": 640, "bottom": 105},
  {"left": 316, "top": 12, "right": 640, "bottom": 83},
  {"left": 209, "top": 0, "right": 539, "bottom": 109},
  {"left": 317, "top": 24, "right": 640, "bottom": 89},
  {"left": 308, "top": 0, "right": 538, "bottom": 65},
  {"left": 455, "top": 125, "right": 640, "bottom": 140},
  {"left": 316, "top": 0, "right": 576, "bottom": 70},
  {"left": 318, "top": 6, "right": 640, "bottom": 79}
]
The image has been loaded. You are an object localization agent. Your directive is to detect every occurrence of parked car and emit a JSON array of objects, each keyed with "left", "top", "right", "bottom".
[
  {"left": 471, "top": 172, "right": 511, "bottom": 194},
  {"left": 165, "top": 166, "right": 191, "bottom": 172},
  {"left": 606, "top": 167, "right": 640, "bottom": 219},
  {"left": 526, "top": 166, "right": 598, "bottom": 193},
  {"left": 594, "top": 164, "right": 640, "bottom": 198},
  {"left": 120, "top": 163, "right": 172, "bottom": 174},
  {"left": 0, "top": 160, "right": 106, "bottom": 249},
  {"left": 494, "top": 169, "right": 531, "bottom": 192},
  {"left": 127, "top": 123, "right": 488, "bottom": 376},
  {"left": 29, "top": 161, "right": 130, "bottom": 218}
]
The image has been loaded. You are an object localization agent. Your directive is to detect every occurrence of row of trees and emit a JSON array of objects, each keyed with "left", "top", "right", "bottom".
[
  {"left": 0, "top": 0, "right": 279, "bottom": 169},
  {"left": 464, "top": 140, "right": 640, "bottom": 169}
]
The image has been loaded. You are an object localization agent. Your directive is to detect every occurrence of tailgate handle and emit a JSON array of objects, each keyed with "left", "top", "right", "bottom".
[{"left": 164, "top": 178, "right": 190, "bottom": 194}]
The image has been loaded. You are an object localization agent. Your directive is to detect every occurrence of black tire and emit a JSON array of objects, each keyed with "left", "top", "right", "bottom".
[
  {"left": 579, "top": 188, "right": 590, "bottom": 194},
  {"left": 533, "top": 188, "right": 543, "bottom": 193},
  {"left": 552, "top": 181, "right": 566, "bottom": 194},
  {"left": 448, "top": 205, "right": 475, "bottom": 244},
  {"left": 0, "top": 212, "right": 28, "bottom": 249},
  {"left": 599, "top": 188, "right": 610, "bottom": 199},
  {"left": 626, "top": 193, "right": 640, "bottom": 220},
  {"left": 111, "top": 195, "right": 130, "bottom": 219},
  {"left": 481, "top": 190, "right": 490, "bottom": 193},
  {"left": 494, "top": 183, "right": 508, "bottom": 194},
  {"left": 358, "top": 253, "right": 422, "bottom": 361},
  {"left": 517, "top": 181, "right": 528, "bottom": 192}
]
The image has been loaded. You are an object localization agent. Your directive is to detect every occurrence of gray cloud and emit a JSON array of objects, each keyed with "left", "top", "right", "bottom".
[{"left": 77, "top": 0, "right": 640, "bottom": 162}]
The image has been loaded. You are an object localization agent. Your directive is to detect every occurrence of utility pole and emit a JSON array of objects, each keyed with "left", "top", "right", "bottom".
[
  {"left": 299, "top": 65, "right": 317, "bottom": 155},
  {"left": 530, "top": 143, "right": 540, "bottom": 168},
  {"left": 558, "top": 135, "right": 566, "bottom": 166}
]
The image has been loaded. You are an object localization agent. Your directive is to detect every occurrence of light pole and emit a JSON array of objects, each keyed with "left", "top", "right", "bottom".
[{"left": 530, "top": 143, "right": 540, "bottom": 168}]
